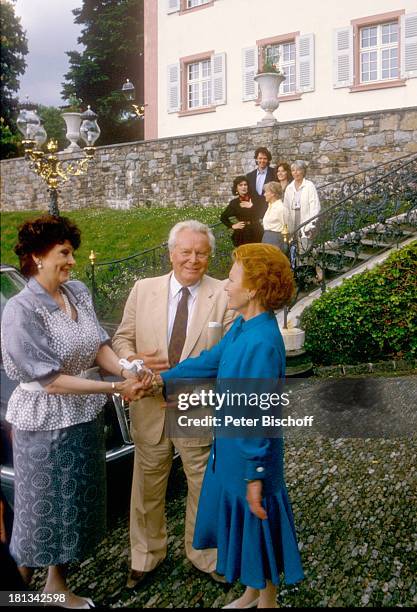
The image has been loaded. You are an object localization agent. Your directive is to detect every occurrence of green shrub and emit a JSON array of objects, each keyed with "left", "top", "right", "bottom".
[{"left": 300, "top": 241, "right": 417, "bottom": 365}]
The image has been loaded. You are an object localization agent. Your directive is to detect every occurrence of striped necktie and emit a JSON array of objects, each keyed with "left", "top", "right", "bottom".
[{"left": 168, "top": 286, "right": 190, "bottom": 367}]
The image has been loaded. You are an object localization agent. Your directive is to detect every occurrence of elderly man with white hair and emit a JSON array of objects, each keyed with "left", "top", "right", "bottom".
[
  {"left": 283, "top": 160, "right": 321, "bottom": 254},
  {"left": 113, "top": 220, "right": 235, "bottom": 588}
]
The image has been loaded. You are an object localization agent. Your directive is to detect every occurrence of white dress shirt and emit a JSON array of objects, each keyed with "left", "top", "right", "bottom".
[
  {"left": 167, "top": 274, "right": 200, "bottom": 344},
  {"left": 255, "top": 168, "right": 268, "bottom": 195}
]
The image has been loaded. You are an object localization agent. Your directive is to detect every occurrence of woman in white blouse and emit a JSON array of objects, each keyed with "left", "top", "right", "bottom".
[
  {"left": 283, "top": 160, "right": 321, "bottom": 254},
  {"left": 262, "top": 181, "right": 288, "bottom": 254}
]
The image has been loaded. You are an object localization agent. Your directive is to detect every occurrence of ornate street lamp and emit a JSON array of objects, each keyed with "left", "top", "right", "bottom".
[
  {"left": 121, "top": 78, "right": 145, "bottom": 120},
  {"left": 17, "top": 101, "right": 100, "bottom": 216}
]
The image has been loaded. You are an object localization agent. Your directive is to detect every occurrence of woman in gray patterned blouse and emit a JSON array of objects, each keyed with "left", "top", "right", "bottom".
[{"left": 1, "top": 215, "right": 150, "bottom": 609}]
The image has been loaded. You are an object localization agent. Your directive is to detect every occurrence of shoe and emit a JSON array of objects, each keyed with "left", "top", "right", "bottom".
[
  {"left": 222, "top": 597, "right": 259, "bottom": 609},
  {"left": 125, "top": 569, "right": 149, "bottom": 589},
  {"left": 125, "top": 560, "right": 163, "bottom": 589},
  {"left": 210, "top": 570, "right": 228, "bottom": 584}
]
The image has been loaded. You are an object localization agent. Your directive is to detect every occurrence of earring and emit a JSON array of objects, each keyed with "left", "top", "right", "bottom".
[{"left": 37, "top": 260, "right": 43, "bottom": 270}]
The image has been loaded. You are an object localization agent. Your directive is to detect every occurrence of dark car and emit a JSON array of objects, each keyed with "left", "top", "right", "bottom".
[{"left": 0, "top": 265, "right": 135, "bottom": 537}]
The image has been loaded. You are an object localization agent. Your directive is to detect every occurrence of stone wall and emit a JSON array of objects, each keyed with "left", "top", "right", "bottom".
[{"left": 1, "top": 107, "right": 416, "bottom": 212}]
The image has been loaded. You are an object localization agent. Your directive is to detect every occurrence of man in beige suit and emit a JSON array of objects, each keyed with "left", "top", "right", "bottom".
[{"left": 112, "top": 220, "right": 235, "bottom": 588}]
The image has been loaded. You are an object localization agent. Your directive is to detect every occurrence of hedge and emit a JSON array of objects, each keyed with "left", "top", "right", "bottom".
[{"left": 300, "top": 241, "right": 417, "bottom": 365}]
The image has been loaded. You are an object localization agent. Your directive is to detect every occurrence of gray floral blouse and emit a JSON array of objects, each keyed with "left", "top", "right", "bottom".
[{"left": 1, "top": 277, "right": 110, "bottom": 431}]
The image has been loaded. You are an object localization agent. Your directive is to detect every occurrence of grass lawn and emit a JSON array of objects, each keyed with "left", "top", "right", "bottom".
[{"left": 1, "top": 206, "right": 224, "bottom": 275}]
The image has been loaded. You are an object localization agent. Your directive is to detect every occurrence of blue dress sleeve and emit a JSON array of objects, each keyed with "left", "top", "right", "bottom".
[
  {"left": 235, "top": 338, "right": 284, "bottom": 482},
  {"left": 161, "top": 316, "right": 243, "bottom": 382}
]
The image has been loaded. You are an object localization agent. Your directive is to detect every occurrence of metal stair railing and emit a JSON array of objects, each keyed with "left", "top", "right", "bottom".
[
  {"left": 315, "top": 151, "right": 417, "bottom": 202},
  {"left": 87, "top": 221, "right": 232, "bottom": 321},
  {"left": 289, "top": 153, "right": 417, "bottom": 294}
]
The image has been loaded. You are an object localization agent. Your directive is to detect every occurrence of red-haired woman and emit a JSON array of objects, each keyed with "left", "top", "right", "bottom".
[{"left": 161, "top": 244, "right": 304, "bottom": 608}]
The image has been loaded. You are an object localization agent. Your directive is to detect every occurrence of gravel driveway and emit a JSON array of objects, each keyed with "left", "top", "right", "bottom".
[{"left": 30, "top": 376, "right": 417, "bottom": 608}]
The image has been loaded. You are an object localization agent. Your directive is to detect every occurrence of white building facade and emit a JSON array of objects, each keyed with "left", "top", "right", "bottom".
[{"left": 144, "top": 0, "right": 417, "bottom": 140}]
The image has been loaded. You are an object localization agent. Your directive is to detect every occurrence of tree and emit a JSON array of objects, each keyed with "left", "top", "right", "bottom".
[
  {"left": 37, "top": 106, "right": 67, "bottom": 150},
  {"left": 0, "top": 117, "right": 22, "bottom": 159},
  {"left": 0, "top": 0, "right": 28, "bottom": 158},
  {"left": 62, "top": 0, "right": 144, "bottom": 146}
]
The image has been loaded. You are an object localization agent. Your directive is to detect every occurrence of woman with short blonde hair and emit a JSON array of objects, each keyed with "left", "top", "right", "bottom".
[{"left": 262, "top": 181, "right": 288, "bottom": 254}]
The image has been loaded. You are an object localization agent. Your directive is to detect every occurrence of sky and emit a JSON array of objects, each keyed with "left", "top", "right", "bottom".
[{"left": 14, "top": 0, "right": 83, "bottom": 107}]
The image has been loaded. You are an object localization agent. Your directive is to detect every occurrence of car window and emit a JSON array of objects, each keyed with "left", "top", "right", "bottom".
[{"left": 0, "top": 270, "right": 26, "bottom": 317}]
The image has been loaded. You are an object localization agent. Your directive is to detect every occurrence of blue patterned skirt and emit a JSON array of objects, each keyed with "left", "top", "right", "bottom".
[{"left": 10, "top": 415, "right": 106, "bottom": 567}]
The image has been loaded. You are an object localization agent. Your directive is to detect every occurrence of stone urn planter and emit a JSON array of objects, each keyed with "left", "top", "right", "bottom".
[
  {"left": 281, "top": 327, "right": 305, "bottom": 352},
  {"left": 254, "top": 72, "right": 285, "bottom": 126},
  {"left": 61, "top": 112, "right": 82, "bottom": 152}
]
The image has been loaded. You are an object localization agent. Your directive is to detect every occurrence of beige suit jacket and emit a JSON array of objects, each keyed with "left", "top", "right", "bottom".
[{"left": 112, "top": 273, "right": 235, "bottom": 446}]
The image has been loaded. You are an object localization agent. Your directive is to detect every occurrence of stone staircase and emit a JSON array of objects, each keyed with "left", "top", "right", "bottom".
[
  {"left": 290, "top": 152, "right": 417, "bottom": 294},
  {"left": 281, "top": 153, "right": 417, "bottom": 374},
  {"left": 303, "top": 211, "right": 416, "bottom": 279}
]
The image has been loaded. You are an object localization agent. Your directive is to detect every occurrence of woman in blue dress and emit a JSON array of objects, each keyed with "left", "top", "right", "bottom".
[{"left": 161, "top": 243, "right": 304, "bottom": 608}]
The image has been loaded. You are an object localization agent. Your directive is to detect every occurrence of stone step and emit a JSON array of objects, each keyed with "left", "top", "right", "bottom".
[
  {"left": 324, "top": 249, "right": 370, "bottom": 260},
  {"left": 372, "top": 225, "right": 415, "bottom": 235},
  {"left": 325, "top": 264, "right": 351, "bottom": 273},
  {"left": 360, "top": 238, "right": 393, "bottom": 247}
]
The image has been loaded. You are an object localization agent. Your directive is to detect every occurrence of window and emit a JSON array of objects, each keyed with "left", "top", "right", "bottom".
[
  {"left": 187, "top": 0, "right": 210, "bottom": 7},
  {"left": 360, "top": 22, "right": 399, "bottom": 82},
  {"left": 334, "top": 11, "right": 417, "bottom": 91},
  {"left": 188, "top": 59, "right": 212, "bottom": 108},
  {"left": 265, "top": 42, "right": 297, "bottom": 94},
  {"left": 167, "top": 0, "right": 214, "bottom": 14},
  {"left": 243, "top": 33, "right": 314, "bottom": 101},
  {"left": 167, "top": 52, "right": 226, "bottom": 115}
]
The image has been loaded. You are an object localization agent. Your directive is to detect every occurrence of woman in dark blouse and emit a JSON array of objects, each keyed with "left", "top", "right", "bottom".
[{"left": 220, "top": 176, "right": 264, "bottom": 246}]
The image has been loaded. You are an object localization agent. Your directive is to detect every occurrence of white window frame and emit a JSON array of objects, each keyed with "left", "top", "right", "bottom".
[
  {"left": 254, "top": 33, "right": 314, "bottom": 98},
  {"left": 187, "top": 59, "right": 212, "bottom": 109},
  {"left": 167, "top": 0, "right": 213, "bottom": 13},
  {"left": 266, "top": 42, "right": 297, "bottom": 95},
  {"left": 187, "top": 0, "right": 210, "bottom": 7},
  {"left": 359, "top": 21, "right": 399, "bottom": 83},
  {"left": 167, "top": 52, "right": 225, "bottom": 114}
]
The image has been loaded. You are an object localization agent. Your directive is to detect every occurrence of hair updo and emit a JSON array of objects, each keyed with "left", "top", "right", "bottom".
[
  {"left": 232, "top": 243, "right": 295, "bottom": 311},
  {"left": 14, "top": 215, "right": 81, "bottom": 277}
]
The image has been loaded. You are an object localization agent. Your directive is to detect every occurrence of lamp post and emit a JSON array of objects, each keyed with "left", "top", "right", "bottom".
[
  {"left": 121, "top": 79, "right": 145, "bottom": 120},
  {"left": 17, "top": 102, "right": 100, "bottom": 217}
]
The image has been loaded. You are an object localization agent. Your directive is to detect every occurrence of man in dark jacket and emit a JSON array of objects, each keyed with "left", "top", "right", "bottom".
[{"left": 246, "top": 147, "right": 276, "bottom": 215}]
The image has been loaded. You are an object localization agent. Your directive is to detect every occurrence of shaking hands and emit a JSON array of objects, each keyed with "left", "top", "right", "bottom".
[{"left": 113, "top": 370, "right": 155, "bottom": 401}]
